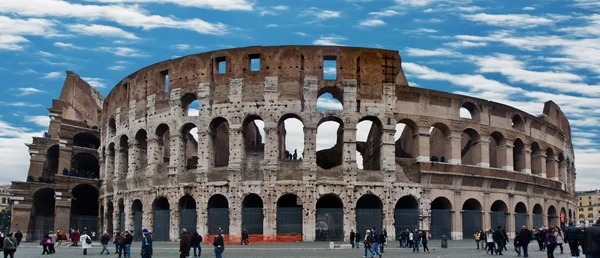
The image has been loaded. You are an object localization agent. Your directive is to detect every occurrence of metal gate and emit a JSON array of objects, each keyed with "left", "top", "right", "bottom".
[
  {"left": 356, "top": 208, "right": 383, "bottom": 236},
  {"left": 533, "top": 214, "right": 543, "bottom": 228},
  {"left": 179, "top": 209, "right": 197, "bottom": 233},
  {"left": 208, "top": 208, "right": 230, "bottom": 234},
  {"left": 316, "top": 208, "right": 343, "bottom": 241},
  {"left": 153, "top": 210, "right": 170, "bottom": 241},
  {"left": 30, "top": 216, "right": 55, "bottom": 240},
  {"left": 491, "top": 211, "right": 507, "bottom": 230},
  {"left": 71, "top": 215, "right": 98, "bottom": 234},
  {"left": 242, "top": 207, "right": 263, "bottom": 234},
  {"left": 462, "top": 210, "right": 482, "bottom": 239},
  {"left": 430, "top": 209, "right": 451, "bottom": 239},
  {"left": 277, "top": 207, "right": 302, "bottom": 235},
  {"left": 119, "top": 212, "right": 125, "bottom": 232},
  {"left": 514, "top": 213, "right": 527, "bottom": 232},
  {"left": 394, "top": 209, "right": 419, "bottom": 236},
  {"left": 134, "top": 211, "right": 142, "bottom": 241}
]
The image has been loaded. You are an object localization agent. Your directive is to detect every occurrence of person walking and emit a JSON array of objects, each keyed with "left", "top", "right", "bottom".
[
  {"left": 363, "top": 230, "right": 373, "bottom": 258},
  {"left": 48, "top": 231, "right": 56, "bottom": 253},
  {"left": 350, "top": 229, "right": 356, "bottom": 248},
  {"left": 40, "top": 233, "right": 51, "bottom": 255},
  {"left": 408, "top": 230, "right": 414, "bottom": 248},
  {"left": 555, "top": 227, "right": 564, "bottom": 254},
  {"left": 71, "top": 229, "right": 80, "bottom": 247},
  {"left": 545, "top": 227, "right": 557, "bottom": 258},
  {"left": 213, "top": 230, "right": 224, "bottom": 258},
  {"left": 124, "top": 231, "right": 134, "bottom": 258},
  {"left": 379, "top": 229, "right": 386, "bottom": 253},
  {"left": 118, "top": 232, "right": 127, "bottom": 258},
  {"left": 485, "top": 229, "right": 495, "bottom": 254},
  {"left": 493, "top": 226, "right": 505, "bottom": 255},
  {"left": 191, "top": 231, "right": 202, "bottom": 258},
  {"left": 475, "top": 230, "right": 482, "bottom": 250},
  {"left": 180, "top": 228, "right": 192, "bottom": 258},
  {"left": 519, "top": 225, "right": 533, "bottom": 258},
  {"left": 565, "top": 221, "right": 583, "bottom": 258},
  {"left": 514, "top": 232, "right": 522, "bottom": 257},
  {"left": 582, "top": 219, "right": 600, "bottom": 258},
  {"left": 421, "top": 231, "right": 430, "bottom": 253},
  {"left": 100, "top": 232, "right": 110, "bottom": 254},
  {"left": 141, "top": 228, "right": 153, "bottom": 258},
  {"left": 2, "top": 233, "right": 17, "bottom": 258},
  {"left": 80, "top": 231, "right": 92, "bottom": 255},
  {"left": 412, "top": 229, "right": 421, "bottom": 253},
  {"left": 13, "top": 231, "right": 21, "bottom": 246},
  {"left": 113, "top": 232, "right": 122, "bottom": 256},
  {"left": 399, "top": 230, "right": 407, "bottom": 248},
  {"left": 371, "top": 227, "right": 382, "bottom": 258},
  {"left": 355, "top": 230, "right": 360, "bottom": 249}
]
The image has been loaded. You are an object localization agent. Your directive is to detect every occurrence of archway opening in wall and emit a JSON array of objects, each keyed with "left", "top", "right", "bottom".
[
  {"left": 135, "top": 129, "right": 148, "bottom": 172},
  {"left": 533, "top": 204, "right": 544, "bottom": 228},
  {"left": 118, "top": 199, "right": 125, "bottom": 232},
  {"left": 242, "top": 194, "right": 263, "bottom": 235},
  {"left": 558, "top": 153, "right": 565, "bottom": 181},
  {"left": 156, "top": 124, "right": 171, "bottom": 165},
  {"left": 131, "top": 200, "right": 143, "bottom": 239},
  {"left": 461, "top": 199, "right": 482, "bottom": 239},
  {"left": 548, "top": 205, "right": 558, "bottom": 227},
  {"left": 179, "top": 195, "right": 197, "bottom": 234},
  {"left": 278, "top": 114, "right": 304, "bottom": 161},
  {"left": 355, "top": 117, "right": 382, "bottom": 170},
  {"left": 108, "top": 143, "right": 116, "bottom": 177},
  {"left": 531, "top": 142, "right": 542, "bottom": 175},
  {"left": 560, "top": 207, "right": 567, "bottom": 229},
  {"left": 277, "top": 194, "right": 303, "bottom": 236},
  {"left": 73, "top": 133, "right": 100, "bottom": 149},
  {"left": 461, "top": 128, "right": 481, "bottom": 166},
  {"left": 100, "top": 205, "right": 104, "bottom": 235},
  {"left": 108, "top": 118, "right": 116, "bottom": 135},
  {"left": 395, "top": 119, "right": 417, "bottom": 158},
  {"left": 429, "top": 123, "right": 451, "bottom": 163},
  {"left": 181, "top": 123, "right": 199, "bottom": 170},
  {"left": 460, "top": 102, "right": 479, "bottom": 120},
  {"left": 242, "top": 115, "right": 265, "bottom": 157},
  {"left": 514, "top": 202, "right": 528, "bottom": 232},
  {"left": 70, "top": 184, "right": 99, "bottom": 234},
  {"left": 546, "top": 148, "right": 556, "bottom": 179},
  {"left": 181, "top": 93, "right": 200, "bottom": 116},
  {"left": 394, "top": 195, "right": 419, "bottom": 237},
  {"left": 119, "top": 135, "right": 129, "bottom": 178},
  {"left": 513, "top": 138, "right": 525, "bottom": 172},
  {"left": 315, "top": 194, "right": 343, "bottom": 241},
  {"left": 491, "top": 200, "right": 508, "bottom": 231},
  {"left": 489, "top": 132, "right": 506, "bottom": 169},
  {"left": 208, "top": 194, "right": 230, "bottom": 235},
  {"left": 44, "top": 145, "right": 59, "bottom": 177},
  {"left": 106, "top": 201, "right": 114, "bottom": 234},
  {"left": 209, "top": 117, "right": 230, "bottom": 167},
  {"left": 316, "top": 117, "right": 343, "bottom": 170},
  {"left": 316, "top": 87, "right": 343, "bottom": 111},
  {"left": 356, "top": 194, "right": 383, "bottom": 236},
  {"left": 152, "top": 197, "right": 170, "bottom": 241},
  {"left": 30, "top": 188, "right": 55, "bottom": 240},
  {"left": 512, "top": 114, "right": 525, "bottom": 131},
  {"left": 430, "top": 197, "right": 452, "bottom": 239},
  {"left": 71, "top": 153, "right": 100, "bottom": 179}
]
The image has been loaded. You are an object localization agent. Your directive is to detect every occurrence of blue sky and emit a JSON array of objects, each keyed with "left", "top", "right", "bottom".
[{"left": 0, "top": 0, "right": 598, "bottom": 190}]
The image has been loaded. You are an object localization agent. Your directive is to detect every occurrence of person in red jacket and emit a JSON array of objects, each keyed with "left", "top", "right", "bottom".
[{"left": 71, "top": 229, "right": 81, "bottom": 246}]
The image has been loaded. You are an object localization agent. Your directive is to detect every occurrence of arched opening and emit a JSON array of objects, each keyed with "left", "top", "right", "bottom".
[
  {"left": 394, "top": 195, "right": 419, "bottom": 237},
  {"left": 209, "top": 118, "right": 230, "bottom": 167},
  {"left": 278, "top": 114, "right": 304, "bottom": 160},
  {"left": 316, "top": 87, "right": 343, "bottom": 111},
  {"left": 461, "top": 128, "right": 481, "bottom": 165},
  {"left": 430, "top": 197, "right": 452, "bottom": 239},
  {"left": 356, "top": 194, "right": 383, "bottom": 235},
  {"left": 242, "top": 115, "right": 265, "bottom": 157},
  {"left": 429, "top": 123, "right": 451, "bottom": 162},
  {"left": 119, "top": 135, "right": 129, "bottom": 178},
  {"left": 44, "top": 145, "right": 59, "bottom": 177},
  {"left": 73, "top": 133, "right": 100, "bottom": 149},
  {"left": 132, "top": 200, "right": 143, "bottom": 238},
  {"left": 491, "top": 200, "right": 508, "bottom": 230},
  {"left": 152, "top": 197, "right": 170, "bottom": 241},
  {"left": 30, "top": 188, "right": 55, "bottom": 240},
  {"left": 356, "top": 117, "right": 382, "bottom": 170},
  {"left": 560, "top": 207, "right": 567, "bottom": 229},
  {"left": 512, "top": 114, "right": 525, "bottom": 131},
  {"left": 70, "top": 184, "right": 99, "bottom": 234},
  {"left": 548, "top": 205, "right": 558, "bottom": 227},
  {"left": 179, "top": 195, "right": 197, "bottom": 234},
  {"left": 514, "top": 202, "right": 528, "bottom": 232},
  {"left": 242, "top": 194, "right": 263, "bottom": 234},
  {"left": 531, "top": 142, "right": 543, "bottom": 175},
  {"left": 108, "top": 118, "right": 116, "bottom": 135},
  {"left": 489, "top": 132, "right": 506, "bottom": 169},
  {"left": 533, "top": 204, "right": 544, "bottom": 228},
  {"left": 155, "top": 124, "right": 171, "bottom": 165},
  {"left": 106, "top": 201, "right": 114, "bottom": 234},
  {"left": 462, "top": 198, "right": 482, "bottom": 239},
  {"left": 558, "top": 153, "right": 566, "bottom": 182},
  {"left": 315, "top": 194, "right": 343, "bottom": 241},
  {"left": 134, "top": 130, "right": 148, "bottom": 172},
  {"left": 71, "top": 153, "right": 100, "bottom": 179},
  {"left": 207, "top": 194, "right": 229, "bottom": 234},
  {"left": 546, "top": 148, "right": 557, "bottom": 179},
  {"left": 277, "top": 194, "right": 303, "bottom": 236},
  {"left": 118, "top": 199, "right": 125, "bottom": 232},
  {"left": 460, "top": 102, "right": 479, "bottom": 120},
  {"left": 513, "top": 138, "right": 525, "bottom": 172},
  {"left": 107, "top": 143, "right": 116, "bottom": 177},
  {"left": 181, "top": 123, "right": 199, "bottom": 170},
  {"left": 395, "top": 119, "right": 417, "bottom": 158},
  {"left": 181, "top": 93, "right": 200, "bottom": 116},
  {"left": 316, "top": 117, "right": 343, "bottom": 169}
]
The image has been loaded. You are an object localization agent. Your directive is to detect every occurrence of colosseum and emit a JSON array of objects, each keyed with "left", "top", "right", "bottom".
[{"left": 10, "top": 46, "right": 577, "bottom": 243}]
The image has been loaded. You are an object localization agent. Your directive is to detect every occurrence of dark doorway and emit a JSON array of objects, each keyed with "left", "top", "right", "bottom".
[
  {"left": 132, "top": 200, "right": 143, "bottom": 240},
  {"left": 153, "top": 197, "right": 170, "bottom": 241},
  {"left": 430, "top": 197, "right": 452, "bottom": 239},
  {"left": 242, "top": 194, "right": 263, "bottom": 234},
  {"left": 356, "top": 194, "right": 383, "bottom": 235},
  {"left": 30, "top": 188, "right": 55, "bottom": 240},
  {"left": 179, "top": 195, "right": 197, "bottom": 234},
  {"left": 394, "top": 195, "right": 419, "bottom": 237},
  {"left": 514, "top": 202, "right": 528, "bottom": 232},
  {"left": 71, "top": 153, "right": 99, "bottom": 179},
  {"left": 70, "top": 184, "right": 99, "bottom": 234},
  {"left": 277, "top": 194, "right": 303, "bottom": 235},
  {"left": 208, "top": 195, "right": 229, "bottom": 235},
  {"left": 106, "top": 201, "right": 114, "bottom": 234},
  {"left": 316, "top": 194, "right": 343, "bottom": 241},
  {"left": 491, "top": 200, "right": 508, "bottom": 230},
  {"left": 44, "top": 145, "right": 59, "bottom": 177},
  {"left": 533, "top": 204, "right": 543, "bottom": 228},
  {"left": 462, "top": 199, "right": 482, "bottom": 239}
]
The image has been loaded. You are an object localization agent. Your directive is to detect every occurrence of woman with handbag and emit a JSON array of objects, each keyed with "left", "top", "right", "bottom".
[{"left": 2, "top": 233, "right": 17, "bottom": 258}]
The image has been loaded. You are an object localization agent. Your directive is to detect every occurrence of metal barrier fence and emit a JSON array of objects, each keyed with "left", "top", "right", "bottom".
[
  {"left": 208, "top": 208, "right": 230, "bottom": 235},
  {"left": 462, "top": 210, "right": 482, "bottom": 239},
  {"left": 277, "top": 207, "right": 302, "bottom": 235},
  {"left": 179, "top": 209, "right": 197, "bottom": 234},
  {"left": 119, "top": 212, "right": 125, "bottom": 232},
  {"left": 533, "top": 214, "right": 543, "bottom": 228},
  {"left": 430, "top": 209, "right": 451, "bottom": 239},
  {"left": 394, "top": 209, "right": 419, "bottom": 236},
  {"left": 315, "top": 208, "right": 343, "bottom": 241},
  {"left": 28, "top": 216, "right": 55, "bottom": 240},
  {"left": 242, "top": 207, "right": 263, "bottom": 234},
  {"left": 134, "top": 211, "right": 142, "bottom": 241},
  {"left": 153, "top": 210, "right": 170, "bottom": 241},
  {"left": 70, "top": 215, "right": 98, "bottom": 234},
  {"left": 490, "top": 211, "right": 507, "bottom": 230},
  {"left": 356, "top": 208, "right": 382, "bottom": 235},
  {"left": 514, "top": 213, "right": 527, "bottom": 232}
]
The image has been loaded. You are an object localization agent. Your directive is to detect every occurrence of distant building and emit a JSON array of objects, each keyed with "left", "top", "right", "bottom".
[
  {"left": 0, "top": 185, "right": 11, "bottom": 212},
  {"left": 576, "top": 189, "right": 600, "bottom": 226}
]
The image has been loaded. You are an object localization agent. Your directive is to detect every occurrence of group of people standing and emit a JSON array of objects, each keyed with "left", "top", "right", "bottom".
[{"left": 397, "top": 228, "right": 430, "bottom": 253}]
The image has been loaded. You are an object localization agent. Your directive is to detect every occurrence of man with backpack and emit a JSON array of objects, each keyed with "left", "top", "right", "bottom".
[
  {"left": 493, "top": 226, "right": 505, "bottom": 255},
  {"left": 565, "top": 221, "right": 583, "bottom": 258},
  {"left": 371, "top": 227, "right": 382, "bottom": 258},
  {"left": 141, "top": 228, "right": 153, "bottom": 258},
  {"left": 191, "top": 231, "right": 203, "bottom": 257}
]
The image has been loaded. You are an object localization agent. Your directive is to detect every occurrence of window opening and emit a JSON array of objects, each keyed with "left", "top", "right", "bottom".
[
  {"left": 216, "top": 57, "right": 226, "bottom": 74},
  {"left": 249, "top": 54, "right": 260, "bottom": 71},
  {"left": 323, "top": 56, "right": 337, "bottom": 80},
  {"left": 160, "top": 70, "right": 169, "bottom": 92}
]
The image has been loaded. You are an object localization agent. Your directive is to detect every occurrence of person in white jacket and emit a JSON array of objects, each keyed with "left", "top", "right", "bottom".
[{"left": 80, "top": 231, "right": 92, "bottom": 255}]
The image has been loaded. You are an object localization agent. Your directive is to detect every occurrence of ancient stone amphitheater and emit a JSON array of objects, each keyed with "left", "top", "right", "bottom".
[{"left": 11, "top": 46, "right": 577, "bottom": 243}]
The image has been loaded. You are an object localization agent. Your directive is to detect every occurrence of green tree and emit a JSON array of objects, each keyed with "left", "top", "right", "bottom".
[{"left": 0, "top": 207, "right": 12, "bottom": 234}]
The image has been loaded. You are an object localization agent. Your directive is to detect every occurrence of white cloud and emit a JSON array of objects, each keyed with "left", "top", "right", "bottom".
[
  {"left": 324, "top": 67, "right": 336, "bottom": 75},
  {"left": 457, "top": 6, "right": 483, "bottom": 12},
  {"left": 295, "top": 32, "right": 309, "bottom": 37},
  {"left": 300, "top": 7, "right": 342, "bottom": 22},
  {"left": 359, "top": 19, "right": 386, "bottom": 27},
  {"left": 171, "top": 44, "right": 205, "bottom": 51},
  {"left": 266, "top": 24, "right": 278, "bottom": 28},
  {"left": 85, "top": 0, "right": 254, "bottom": 11},
  {"left": 522, "top": 6, "right": 535, "bottom": 11},
  {"left": 316, "top": 121, "right": 340, "bottom": 151},
  {"left": 37, "top": 50, "right": 54, "bottom": 57},
  {"left": 574, "top": 148, "right": 600, "bottom": 191},
  {"left": 461, "top": 13, "right": 554, "bottom": 28},
  {"left": 0, "top": 119, "right": 45, "bottom": 184},
  {"left": 394, "top": 0, "right": 437, "bottom": 7},
  {"left": 42, "top": 71, "right": 62, "bottom": 79},
  {"left": 444, "top": 41, "right": 487, "bottom": 48},
  {"left": 406, "top": 28, "right": 437, "bottom": 33},
  {"left": 108, "top": 65, "right": 126, "bottom": 71},
  {"left": 24, "top": 115, "right": 50, "bottom": 127},
  {"left": 0, "top": 101, "right": 43, "bottom": 107},
  {"left": 54, "top": 42, "right": 83, "bottom": 49},
  {"left": 0, "top": 16, "right": 59, "bottom": 37},
  {"left": 273, "top": 5, "right": 288, "bottom": 11},
  {"left": 82, "top": 77, "right": 108, "bottom": 88},
  {"left": 13, "top": 87, "right": 47, "bottom": 96},
  {"left": 405, "top": 47, "right": 458, "bottom": 56},
  {"left": 368, "top": 10, "right": 402, "bottom": 17},
  {"left": 316, "top": 95, "right": 343, "bottom": 110},
  {"left": 66, "top": 24, "right": 140, "bottom": 39},
  {"left": 313, "top": 35, "right": 346, "bottom": 46},
  {"left": 97, "top": 46, "right": 147, "bottom": 57},
  {"left": 0, "top": 34, "right": 29, "bottom": 51}
]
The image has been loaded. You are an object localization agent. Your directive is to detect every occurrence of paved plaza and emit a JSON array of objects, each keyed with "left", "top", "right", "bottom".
[{"left": 13, "top": 240, "right": 578, "bottom": 258}]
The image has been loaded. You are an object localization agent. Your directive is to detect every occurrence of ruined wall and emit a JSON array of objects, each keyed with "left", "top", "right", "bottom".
[{"left": 58, "top": 71, "right": 104, "bottom": 127}]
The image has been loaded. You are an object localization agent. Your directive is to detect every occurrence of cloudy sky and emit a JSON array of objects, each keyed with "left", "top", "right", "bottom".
[{"left": 0, "top": 0, "right": 598, "bottom": 190}]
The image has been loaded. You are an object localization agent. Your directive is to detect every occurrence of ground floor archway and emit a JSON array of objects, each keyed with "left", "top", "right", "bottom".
[
  {"left": 242, "top": 194, "right": 263, "bottom": 234},
  {"left": 132, "top": 200, "right": 143, "bottom": 239},
  {"left": 29, "top": 188, "right": 55, "bottom": 240},
  {"left": 491, "top": 200, "right": 508, "bottom": 230},
  {"left": 208, "top": 194, "right": 229, "bottom": 235},
  {"left": 430, "top": 197, "right": 452, "bottom": 239},
  {"left": 356, "top": 194, "right": 383, "bottom": 235},
  {"left": 277, "top": 194, "right": 303, "bottom": 236},
  {"left": 462, "top": 199, "right": 482, "bottom": 239},
  {"left": 179, "top": 195, "right": 197, "bottom": 234},
  {"left": 514, "top": 202, "right": 528, "bottom": 232},
  {"left": 152, "top": 197, "right": 170, "bottom": 241},
  {"left": 315, "top": 194, "right": 343, "bottom": 241},
  {"left": 533, "top": 204, "right": 544, "bottom": 228},
  {"left": 70, "top": 184, "right": 98, "bottom": 234},
  {"left": 394, "top": 195, "right": 419, "bottom": 237}
]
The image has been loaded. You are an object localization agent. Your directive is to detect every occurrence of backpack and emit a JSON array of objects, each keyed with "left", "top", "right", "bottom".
[
  {"left": 547, "top": 233, "right": 556, "bottom": 244},
  {"left": 198, "top": 235, "right": 203, "bottom": 243},
  {"left": 85, "top": 237, "right": 92, "bottom": 244},
  {"left": 475, "top": 232, "right": 480, "bottom": 240},
  {"left": 45, "top": 238, "right": 52, "bottom": 244}
]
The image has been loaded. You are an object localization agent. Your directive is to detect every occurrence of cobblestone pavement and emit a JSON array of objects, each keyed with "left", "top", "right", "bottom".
[{"left": 14, "top": 240, "right": 578, "bottom": 258}]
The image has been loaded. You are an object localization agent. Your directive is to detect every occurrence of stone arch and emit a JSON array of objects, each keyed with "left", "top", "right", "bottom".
[
  {"left": 181, "top": 92, "right": 200, "bottom": 116},
  {"left": 394, "top": 195, "right": 419, "bottom": 236},
  {"left": 207, "top": 194, "right": 230, "bottom": 234},
  {"left": 131, "top": 199, "right": 143, "bottom": 237},
  {"left": 317, "top": 86, "right": 343, "bottom": 111},
  {"left": 429, "top": 122, "right": 451, "bottom": 162},
  {"left": 489, "top": 131, "right": 506, "bottom": 169},
  {"left": 356, "top": 116, "right": 383, "bottom": 170},
  {"left": 546, "top": 148, "right": 557, "bottom": 179},
  {"left": 152, "top": 197, "right": 170, "bottom": 241},
  {"left": 73, "top": 132, "right": 100, "bottom": 149},
  {"left": 277, "top": 194, "right": 303, "bottom": 236},
  {"left": 491, "top": 200, "right": 508, "bottom": 230},
  {"left": 108, "top": 117, "right": 117, "bottom": 135},
  {"left": 461, "top": 128, "right": 481, "bottom": 166},
  {"left": 134, "top": 129, "right": 148, "bottom": 172},
  {"left": 558, "top": 152, "right": 566, "bottom": 182},
  {"left": 395, "top": 118, "right": 417, "bottom": 158},
  {"left": 513, "top": 138, "right": 526, "bottom": 172},
  {"left": 315, "top": 194, "right": 343, "bottom": 241},
  {"left": 512, "top": 114, "right": 525, "bottom": 131},
  {"left": 460, "top": 101, "right": 480, "bottom": 120},
  {"left": 278, "top": 113, "right": 304, "bottom": 160},
  {"left": 430, "top": 197, "right": 452, "bottom": 239},
  {"left": 241, "top": 194, "right": 264, "bottom": 234},
  {"left": 181, "top": 123, "right": 199, "bottom": 170},
  {"left": 316, "top": 116, "right": 344, "bottom": 170},
  {"left": 514, "top": 202, "right": 528, "bottom": 231},
  {"left": 242, "top": 115, "right": 265, "bottom": 157},
  {"left": 106, "top": 200, "right": 114, "bottom": 234},
  {"left": 462, "top": 198, "right": 482, "bottom": 238},
  {"left": 179, "top": 195, "right": 197, "bottom": 234},
  {"left": 560, "top": 207, "right": 567, "bottom": 228},
  {"left": 209, "top": 117, "right": 230, "bottom": 167},
  {"left": 355, "top": 194, "right": 383, "bottom": 235},
  {"left": 531, "top": 142, "right": 543, "bottom": 175},
  {"left": 44, "top": 145, "right": 59, "bottom": 177},
  {"left": 155, "top": 123, "right": 171, "bottom": 165},
  {"left": 548, "top": 205, "right": 558, "bottom": 227},
  {"left": 118, "top": 135, "right": 129, "bottom": 178},
  {"left": 71, "top": 184, "right": 99, "bottom": 233},
  {"left": 71, "top": 153, "right": 100, "bottom": 179},
  {"left": 107, "top": 143, "right": 116, "bottom": 176},
  {"left": 533, "top": 204, "right": 544, "bottom": 228},
  {"left": 29, "top": 188, "right": 55, "bottom": 240}
]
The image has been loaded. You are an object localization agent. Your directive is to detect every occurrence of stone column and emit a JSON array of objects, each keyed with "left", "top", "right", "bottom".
[
  {"left": 229, "top": 194, "right": 241, "bottom": 239},
  {"left": 54, "top": 191, "right": 71, "bottom": 236},
  {"left": 263, "top": 123, "right": 279, "bottom": 182},
  {"left": 302, "top": 122, "right": 318, "bottom": 181},
  {"left": 415, "top": 126, "right": 431, "bottom": 162},
  {"left": 143, "top": 208, "right": 153, "bottom": 234},
  {"left": 264, "top": 199, "right": 276, "bottom": 240},
  {"left": 342, "top": 120, "right": 358, "bottom": 176},
  {"left": 127, "top": 143, "right": 137, "bottom": 188},
  {"left": 196, "top": 127, "right": 210, "bottom": 182},
  {"left": 532, "top": 153, "right": 547, "bottom": 177},
  {"left": 58, "top": 142, "right": 73, "bottom": 173},
  {"left": 303, "top": 187, "right": 315, "bottom": 241},
  {"left": 170, "top": 207, "right": 179, "bottom": 241},
  {"left": 343, "top": 187, "right": 355, "bottom": 241},
  {"left": 381, "top": 123, "right": 396, "bottom": 183},
  {"left": 445, "top": 134, "right": 462, "bottom": 164},
  {"left": 547, "top": 158, "right": 559, "bottom": 180},
  {"left": 497, "top": 144, "right": 514, "bottom": 171},
  {"left": 197, "top": 195, "right": 207, "bottom": 239},
  {"left": 474, "top": 140, "right": 490, "bottom": 167},
  {"left": 228, "top": 126, "right": 242, "bottom": 182},
  {"left": 168, "top": 133, "right": 185, "bottom": 185},
  {"left": 146, "top": 137, "right": 159, "bottom": 176},
  {"left": 452, "top": 192, "right": 462, "bottom": 240},
  {"left": 517, "top": 148, "right": 531, "bottom": 174}
]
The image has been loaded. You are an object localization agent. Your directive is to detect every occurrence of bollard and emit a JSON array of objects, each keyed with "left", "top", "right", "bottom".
[
  {"left": 329, "top": 241, "right": 335, "bottom": 249},
  {"left": 441, "top": 235, "right": 448, "bottom": 248}
]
